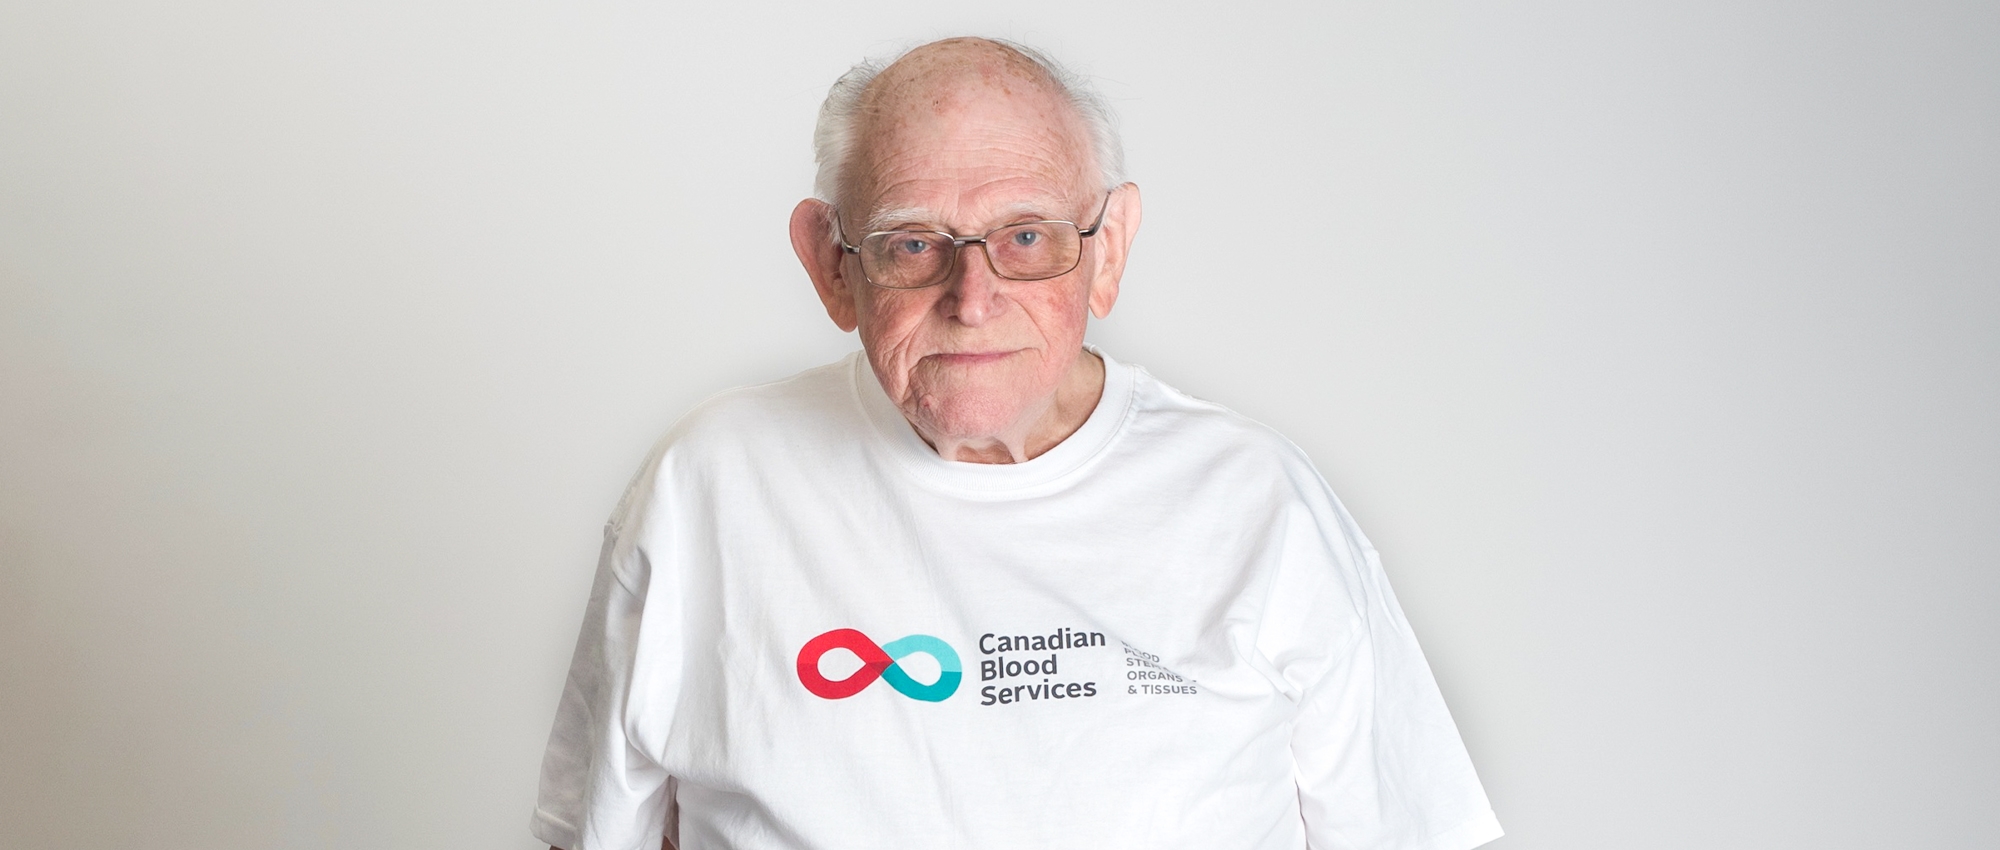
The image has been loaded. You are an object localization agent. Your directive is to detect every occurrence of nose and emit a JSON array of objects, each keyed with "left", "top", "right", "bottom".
[{"left": 941, "top": 241, "right": 1005, "bottom": 326}]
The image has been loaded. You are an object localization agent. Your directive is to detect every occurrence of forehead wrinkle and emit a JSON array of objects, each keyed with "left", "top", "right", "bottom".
[
  {"left": 864, "top": 138, "right": 1091, "bottom": 217},
  {"left": 863, "top": 173, "right": 1080, "bottom": 227},
  {"left": 860, "top": 197, "right": 1076, "bottom": 235},
  {"left": 861, "top": 124, "right": 1090, "bottom": 197}
]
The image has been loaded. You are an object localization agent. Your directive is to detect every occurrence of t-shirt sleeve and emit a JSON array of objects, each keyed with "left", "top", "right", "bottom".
[
  {"left": 1258, "top": 489, "right": 1503, "bottom": 850},
  {"left": 531, "top": 467, "right": 682, "bottom": 850}
]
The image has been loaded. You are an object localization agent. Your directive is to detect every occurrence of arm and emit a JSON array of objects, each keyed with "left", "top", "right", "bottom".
[
  {"left": 1267, "top": 494, "right": 1502, "bottom": 849},
  {"left": 530, "top": 481, "right": 680, "bottom": 850}
]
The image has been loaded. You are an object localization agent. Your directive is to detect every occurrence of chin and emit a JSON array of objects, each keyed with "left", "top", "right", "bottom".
[{"left": 905, "top": 381, "right": 1044, "bottom": 440}]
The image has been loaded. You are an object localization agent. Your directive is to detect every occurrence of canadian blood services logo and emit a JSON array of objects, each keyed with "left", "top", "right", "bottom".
[{"left": 795, "top": 628, "right": 962, "bottom": 702}]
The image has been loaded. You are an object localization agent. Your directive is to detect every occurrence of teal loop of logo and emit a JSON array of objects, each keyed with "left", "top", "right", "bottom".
[{"left": 878, "top": 634, "right": 963, "bottom": 702}]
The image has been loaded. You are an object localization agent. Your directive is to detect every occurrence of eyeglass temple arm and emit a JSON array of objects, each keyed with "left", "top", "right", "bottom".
[{"left": 1073, "top": 192, "right": 1114, "bottom": 238}]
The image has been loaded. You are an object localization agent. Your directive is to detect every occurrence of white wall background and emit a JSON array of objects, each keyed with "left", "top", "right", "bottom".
[{"left": 3, "top": 1, "right": 1995, "bottom": 848}]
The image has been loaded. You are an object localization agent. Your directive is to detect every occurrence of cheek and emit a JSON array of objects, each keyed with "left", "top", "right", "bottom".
[
  {"left": 858, "top": 293, "right": 934, "bottom": 344},
  {"left": 855, "top": 292, "right": 941, "bottom": 379},
  {"left": 1018, "top": 282, "right": 1093, "bottom": 344}
]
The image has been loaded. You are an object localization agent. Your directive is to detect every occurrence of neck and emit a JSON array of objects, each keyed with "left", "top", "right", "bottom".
[{"left": 913, "top": 350, "right": 1106, "bottom": 464}]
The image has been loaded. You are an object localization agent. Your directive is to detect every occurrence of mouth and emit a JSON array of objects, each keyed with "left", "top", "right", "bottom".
[{"left": 926, "top": 350, "right": 1019, "bottom": 366}]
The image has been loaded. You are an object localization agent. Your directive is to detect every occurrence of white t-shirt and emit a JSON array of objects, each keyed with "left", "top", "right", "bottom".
[{"left": 532, "top": 350, "right": 1501, "bottom": 850}]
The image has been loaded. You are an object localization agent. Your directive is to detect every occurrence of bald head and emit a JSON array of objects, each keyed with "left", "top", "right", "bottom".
[
  {"left": 811, "top": 38, "right": 1123, "bottom": 212},
  {"left": 870, "top": 36, "right": 1065, "bottom": 99},
  {"left": 839, "top": 41, "right": 1097, "bottom": 224}
]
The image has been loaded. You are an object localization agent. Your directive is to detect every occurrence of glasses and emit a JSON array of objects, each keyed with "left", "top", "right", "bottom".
[{"left": 837, "top": 195, "right": 1111, "bottom": 290}]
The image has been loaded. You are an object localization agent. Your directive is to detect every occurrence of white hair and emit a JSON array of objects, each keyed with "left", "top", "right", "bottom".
[{"left": 810, "top": 39, "right": 1126, "bottom": 211}]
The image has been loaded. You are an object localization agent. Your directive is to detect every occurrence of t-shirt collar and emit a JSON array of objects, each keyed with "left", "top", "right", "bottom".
[{"left": 851, "top": 344, "right": 1136, "bottom": 495}]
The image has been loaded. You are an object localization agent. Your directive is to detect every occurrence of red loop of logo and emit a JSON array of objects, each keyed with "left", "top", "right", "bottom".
[{"left": 795, "top": 628, "right": 894, "bottom": 699}]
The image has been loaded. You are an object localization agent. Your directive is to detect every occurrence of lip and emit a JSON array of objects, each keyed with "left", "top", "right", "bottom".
[{"left": 927, "top": 350, "right": 1018, "bottom": 365}]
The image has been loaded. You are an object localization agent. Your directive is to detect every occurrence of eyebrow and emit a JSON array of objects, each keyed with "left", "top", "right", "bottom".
[
  {"left": 858, "top": 200, "right": 1074, "bottom": 234},
  {"left": 859, "top": 206, "right": 942, "bottom": 232}
]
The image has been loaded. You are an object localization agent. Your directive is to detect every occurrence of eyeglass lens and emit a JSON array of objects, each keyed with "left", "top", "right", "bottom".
[{"left": 860, "top": 222, "right": 1083, "bottom": 289}]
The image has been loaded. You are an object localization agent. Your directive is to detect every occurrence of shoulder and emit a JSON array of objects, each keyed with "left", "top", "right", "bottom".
[
  {"left": 604, "top": 354, "right": 863, "bottom": 532},
  {"left": 1113, "top": 358, "right": 1372, "bottom": 542},
  {"left": 659, "top": 355, "right": 860, "bottom": 452},
  {"left": 1109, "top": 357, "right": 1379, "bottom": 579},
  {"left": 1120, "top": 362, "right": 1326, "bottom": 487}
]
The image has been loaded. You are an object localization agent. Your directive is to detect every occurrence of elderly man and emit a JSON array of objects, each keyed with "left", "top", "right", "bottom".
[{"left": 533, "top": 38, "right": 1500, "bottom": 850}]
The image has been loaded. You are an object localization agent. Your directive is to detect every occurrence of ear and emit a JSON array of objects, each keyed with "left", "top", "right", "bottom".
[
  {"left": 1086, "top": 183, "right": 1141, "bottom": 319},
  {"left": 791, "top": 198, "right": 858, "bottom": 332}
]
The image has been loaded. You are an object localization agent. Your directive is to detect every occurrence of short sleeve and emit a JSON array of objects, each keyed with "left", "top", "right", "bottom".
[
  {"left": 1258, "top": 492, "right": 1503, "bottom": 850},
  {"left": 531, "top": 467, "right": 683, "bottom": 850}
]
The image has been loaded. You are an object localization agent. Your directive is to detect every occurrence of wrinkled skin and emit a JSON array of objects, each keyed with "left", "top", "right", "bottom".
[{"left": 791, "top": 38, "right": 1143, "bottom": 464}]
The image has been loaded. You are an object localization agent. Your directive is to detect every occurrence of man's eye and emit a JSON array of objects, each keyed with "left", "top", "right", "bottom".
[
  {"left": 897, "top": 239, "right": 931, "bottom": 255},
  {"left": 1011, "top": 230, "right": 1041, "bottom": 247}
]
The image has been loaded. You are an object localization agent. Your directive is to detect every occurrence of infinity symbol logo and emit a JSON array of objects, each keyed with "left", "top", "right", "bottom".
[{"left": 796, "top": 628, "right": 962, "bottom": 702}]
